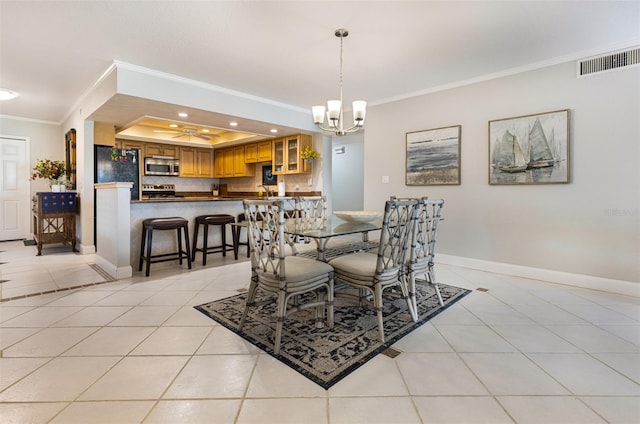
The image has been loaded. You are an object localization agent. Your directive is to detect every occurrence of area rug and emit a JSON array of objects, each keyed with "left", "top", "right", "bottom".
[{"left": 195, "top": 280, "right": 470, "bottom": 389}]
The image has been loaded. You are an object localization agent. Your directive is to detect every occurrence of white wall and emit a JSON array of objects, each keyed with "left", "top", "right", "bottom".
[
  {"left": 332, "top": 133, "right": 364, "bottom": 211},
  {"left": 364, "top": 61, "right": 639, "bottom": 284}
]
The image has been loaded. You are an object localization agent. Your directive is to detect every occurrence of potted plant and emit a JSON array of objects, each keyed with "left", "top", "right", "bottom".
[
  {"left": 31, "top": 159, "right": 69, "bottom": 191},
  {"left": 300, "top": 146, "right": 319, "bottom": 162}
]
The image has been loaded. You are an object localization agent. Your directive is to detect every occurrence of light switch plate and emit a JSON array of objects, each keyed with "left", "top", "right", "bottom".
[{"left": 381, "top": 175, "right": 390, "bottom": 184}]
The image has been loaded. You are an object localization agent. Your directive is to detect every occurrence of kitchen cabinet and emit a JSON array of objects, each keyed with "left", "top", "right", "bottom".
[
  {"left": 214, "top": 147, "right": 254, "bottom": 178},
  {"left": 214, "top": 148, "right": 234, "bottom": 178},
  {"left": 244, "top": 144, "right": 257, "bottom": 163},
  {"left": 180, "top": 147, "right": 213, "bottom": 178},
  {"left": 273, "top": 134, "right": 312, "bottom": 174},
  {"left": 245, "top": 140, "right": 272, "bottom": 163},
  {"left": 233, "top": 146, "right": 254, "bottom": 176},
  {"left": 213, "top": 149, "right": 225, "bottom": 178},
  {"left": 94, "top": 122, "right": 116, "bottom": 146},
  {"left": 145, "top": 143, "right": 178, "bottom": 158}
]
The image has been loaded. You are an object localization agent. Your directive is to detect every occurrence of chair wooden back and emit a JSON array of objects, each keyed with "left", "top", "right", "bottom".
[
  {"left": 412, "top": 199, "right": 444, "bottom": 270},
  {"left": 295, "top": 196, "right": 327, "bottom": 219},
  {"left": 375, "top": 198, "right": 419, "bottom": 280},
  {"left": 243, "top": 199, "right": 286, "bottom": 284}
]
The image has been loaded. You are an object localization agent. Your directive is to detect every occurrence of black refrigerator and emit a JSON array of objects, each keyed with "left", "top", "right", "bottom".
[{"left": 94, "top": 145, "right": 140, "bottom": 200}]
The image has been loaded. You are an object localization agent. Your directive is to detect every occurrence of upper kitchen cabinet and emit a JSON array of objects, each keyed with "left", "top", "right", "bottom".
[
  {"left": 213, "top": 146, "right": 254, "bottom": 178},
  {"left": 180, "top": 147, "right": 213, "bottom": 178},
  {"left": 94, "top": 122, "right": 116, "bottom": 146},
  {"left": 145, "top": 143, "right": 178, "bottom": 158},
  {"left": 245, "top": 140, "right": 273, "bottom": 163},
  {"left": 233, "top": 146, "right": 254, "bottom": 177},
  {"left": 273, "top": 134, "right": 312, "bottom": 174}
]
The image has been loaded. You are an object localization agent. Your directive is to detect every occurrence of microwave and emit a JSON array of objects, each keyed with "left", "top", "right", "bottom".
[{"left": 144, "top": 156, "right": 180, "bottom": 176}]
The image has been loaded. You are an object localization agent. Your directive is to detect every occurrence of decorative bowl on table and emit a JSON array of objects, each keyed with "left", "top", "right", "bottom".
[{"left": 334, "top": 211, "right": 383, "bottom": 223}]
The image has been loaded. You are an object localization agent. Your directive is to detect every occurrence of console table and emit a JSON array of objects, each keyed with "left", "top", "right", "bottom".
[{"left": 32, "top": 192, "right": 77, "bottom": 255}]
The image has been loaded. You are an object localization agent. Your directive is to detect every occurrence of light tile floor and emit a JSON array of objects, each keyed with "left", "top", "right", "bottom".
[{"left": 0, "top": 240, "right": 639, "bottom": 423}]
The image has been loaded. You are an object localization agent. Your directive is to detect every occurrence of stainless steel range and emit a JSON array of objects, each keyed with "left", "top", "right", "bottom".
[{"left": 141, "top": 184, "right": 184, "bottom": 199}]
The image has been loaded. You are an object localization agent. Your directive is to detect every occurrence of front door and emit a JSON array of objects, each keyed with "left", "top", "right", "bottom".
[{"left": 0, "top": 136, "right": 30, "bottom": 241}]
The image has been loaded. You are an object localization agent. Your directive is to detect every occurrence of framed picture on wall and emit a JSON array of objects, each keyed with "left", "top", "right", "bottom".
[
  {"left": 262, "top": 165, "right": 276, "bottom": 185},
  {"left": 65, "top": 128, "right": 77, "bottom": 190},
  {"left": 489, "top": 109, "right": 570, "bottom": 185},
  {"left": 406, "top": 125, "right": 461, "bottom": 185}
]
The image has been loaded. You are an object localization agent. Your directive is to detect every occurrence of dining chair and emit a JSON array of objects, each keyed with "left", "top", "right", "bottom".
[
  {"left": 295, "top": 196, "right": 327, "bottom": 219},
  {"left": 328, "top": 198, "right": 419, "bottom": 343},
  {"left": 239, "top": 199, "right": 335, "bottom": 355},
  {"left": 407, "top": 198, "right": 446, "bottom": 313},
  {"left": 293, "top": 196, "right": 327, "bottom": 244}
]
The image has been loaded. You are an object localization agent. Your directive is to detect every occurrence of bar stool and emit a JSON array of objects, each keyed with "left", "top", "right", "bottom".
[
  {"left": 192, "top": 214, "right": 236, "bottom": 265},
  {"left": 139, "top": 217, "right": 192, "bottom": 277}
]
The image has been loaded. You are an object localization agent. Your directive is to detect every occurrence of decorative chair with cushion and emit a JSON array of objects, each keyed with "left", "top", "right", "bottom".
[
  {"left": 293, "top": 196, "right": 327, "bottom": 244},
  {"left": 407, "top": 198, "right": 445, "bottom": 311},
  {"left": 239, "top": 199, "right": 335, "bottom": 355},
  {"left": 328, "top": 198, "right": 419, "bottom": 342}
]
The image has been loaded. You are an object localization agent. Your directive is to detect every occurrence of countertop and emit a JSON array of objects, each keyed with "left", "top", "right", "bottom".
[
  {"left": 131, "top": 196, "right": 252, "bottom": 204},
  {"left": 131, "top": 191, "right": 321, "bottom": 204}
]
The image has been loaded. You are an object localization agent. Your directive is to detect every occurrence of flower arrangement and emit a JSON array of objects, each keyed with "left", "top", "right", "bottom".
[
  {"left": 300, "top": 146, "right": 320, "bottom": 161},
  {"left": 31, "top": 159, "right": 67, "bottom": 184}
]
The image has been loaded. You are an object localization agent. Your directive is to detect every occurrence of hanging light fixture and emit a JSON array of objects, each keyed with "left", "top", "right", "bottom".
[{"left": 312, "top": 28, "right": 366, "bottom": 136}]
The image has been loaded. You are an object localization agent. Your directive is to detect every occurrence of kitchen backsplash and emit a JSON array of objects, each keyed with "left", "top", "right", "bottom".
[{"left": 142, "top": 161, "right": 319, "bottom": 194}]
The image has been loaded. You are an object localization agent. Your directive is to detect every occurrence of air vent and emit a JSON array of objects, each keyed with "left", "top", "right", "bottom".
[{"left": 578, "top": 47, "right": 640, "bottom": 77}]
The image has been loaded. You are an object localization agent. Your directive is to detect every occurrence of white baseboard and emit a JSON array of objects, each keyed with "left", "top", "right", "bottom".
[
  {"left": 78, "top": 243, "right": 96, "bottom": 255},
  {"left": 95, "top": 255, "right": 132, "bottom": 280},
  {"left": 437, "top": 254, "right": 640, "bottom": 298}
]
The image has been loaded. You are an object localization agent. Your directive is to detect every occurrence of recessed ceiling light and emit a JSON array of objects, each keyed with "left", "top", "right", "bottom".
[
  {"left": 178, "top": 112, "right": 188, "bottom": 118},
  {"left": 201, "top": 129, "right": 210, "bottom": 133},
  {"left": 0, "top": 88, "right": 19, "bottom": 100},
  {"left": 270, "top": 129, "right": 278, "bottom": 133},
  {"left": 169, "top": 124, "right": 179, "bottom": 128},
  {"left": 229, "top": 121, "right": 238, "bottom": 127}
]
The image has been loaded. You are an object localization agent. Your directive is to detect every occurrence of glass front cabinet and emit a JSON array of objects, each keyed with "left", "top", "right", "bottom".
[{"left": 272, "top": 134, "right": 312, "bottom": 174}]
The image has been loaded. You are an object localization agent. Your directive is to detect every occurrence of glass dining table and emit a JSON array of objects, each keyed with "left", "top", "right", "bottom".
[
  {"left": 232, "top": 215, "right": 382, "bottom": 261},
  {"left": 285, "top": 215, "right": 382, "bottom": 261}
]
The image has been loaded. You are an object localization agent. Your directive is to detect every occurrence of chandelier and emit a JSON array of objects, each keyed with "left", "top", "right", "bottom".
[{"left": 312, "top": 28, "right": 366, "bottom": 136}]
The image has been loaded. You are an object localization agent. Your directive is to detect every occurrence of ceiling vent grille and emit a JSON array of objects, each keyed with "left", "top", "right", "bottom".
[{"left": 578, "top": 47, "right": 640, "bottom": 77}]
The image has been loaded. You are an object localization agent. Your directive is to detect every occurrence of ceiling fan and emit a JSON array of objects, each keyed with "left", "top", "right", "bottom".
[{"left": 153, "top": 127, "right": 218, "bottom": 141}]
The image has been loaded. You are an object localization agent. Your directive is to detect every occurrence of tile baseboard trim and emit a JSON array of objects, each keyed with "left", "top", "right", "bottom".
[{"left": 437, "top": 254, "right": 640, "bottom": 298}]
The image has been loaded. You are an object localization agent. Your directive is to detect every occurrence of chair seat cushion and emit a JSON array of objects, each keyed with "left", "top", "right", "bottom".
[
  {"left": 282, "top": 256, "right": 334, "bottom": 284},
  {"left": 330, "top": 251, "right": 400, "bottom": 284},
  {"left": 329, "top": 251, "right": 377, "bottom": 277}
]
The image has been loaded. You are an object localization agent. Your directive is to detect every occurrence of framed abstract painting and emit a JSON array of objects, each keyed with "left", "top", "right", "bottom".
[{"left": 406, "top": 125, "right": 461, "bottom": 185}]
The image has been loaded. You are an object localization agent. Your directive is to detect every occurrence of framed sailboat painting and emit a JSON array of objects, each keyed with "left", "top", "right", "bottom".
[
  {"left": 406, "top": 125, "right": 461, "bottom": 185},
  {"left": 489, "top": 109, "right": 570, "bottom": 185}
]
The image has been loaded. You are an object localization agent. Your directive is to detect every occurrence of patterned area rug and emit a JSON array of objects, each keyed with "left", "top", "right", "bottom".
[{"left": 195, "top": 280, "right": 470, "bottom": 389}]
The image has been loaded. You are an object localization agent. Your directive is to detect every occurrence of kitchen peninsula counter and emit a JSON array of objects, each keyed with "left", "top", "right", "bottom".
[
  {"left": 130, "top": 197, "right": 246, "bottom": 268},
  {"left": 128, "top": 191, "right": 320, "bottom": 269},
  {"left": 132, "top": 191, "right": 320, "bottom": 203}
]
